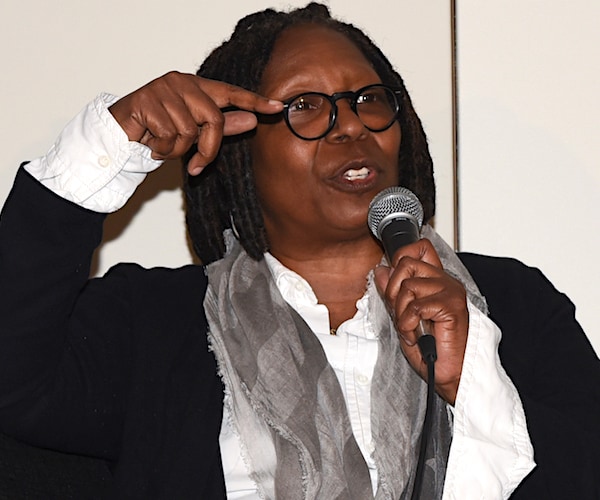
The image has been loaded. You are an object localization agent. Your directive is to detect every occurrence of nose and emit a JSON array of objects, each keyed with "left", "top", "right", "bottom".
[{"left": 325, "top": 100, "right": 368, "bottom": 143}]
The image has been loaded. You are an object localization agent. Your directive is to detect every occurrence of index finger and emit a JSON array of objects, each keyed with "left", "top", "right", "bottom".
[{"left": 194, "top": 77, "right": 283, "bottom": 115}]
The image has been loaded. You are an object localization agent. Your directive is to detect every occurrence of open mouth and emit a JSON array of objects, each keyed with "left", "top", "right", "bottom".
[{"left": 342, "top": 166, "right": 370, "bottom": 181}]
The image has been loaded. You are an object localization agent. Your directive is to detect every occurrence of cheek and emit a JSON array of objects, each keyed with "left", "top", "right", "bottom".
[
  {"left": 251, "top": 133, "right": 299, "bottom": 209},
  {"left": 376, "top": 123, "right": 402, "bottom": 178},
  {"left": 251, "top": 127, "right": 314, "bottom": 188},
  {"left": 387, "top": 123, "right": 402, "bottom": 156}
]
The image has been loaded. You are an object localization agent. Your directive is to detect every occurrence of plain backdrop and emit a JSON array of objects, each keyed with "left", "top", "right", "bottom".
[
  {"left": 1, "top": 0, "right": 597, "bottom": 353},
  {"left": 456, "top": 1, "right": 599, "bottom": 354}
]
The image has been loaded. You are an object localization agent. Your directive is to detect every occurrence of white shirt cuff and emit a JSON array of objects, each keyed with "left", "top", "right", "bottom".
[
  {"left": 24, "top": 93, "right": 163, "bottom": 212},
  {"left": 442, "top": 301, "right": 536, "bottom": 499}
]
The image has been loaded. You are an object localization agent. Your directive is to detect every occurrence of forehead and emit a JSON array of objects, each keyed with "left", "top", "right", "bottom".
[{"left": 259, "top": 24, "right": 379, "bottom": 95}]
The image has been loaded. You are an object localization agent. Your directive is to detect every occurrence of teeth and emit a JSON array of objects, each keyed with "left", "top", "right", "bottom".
[{"left": 343, "top": 167, "right": 370, "bottom": 181}]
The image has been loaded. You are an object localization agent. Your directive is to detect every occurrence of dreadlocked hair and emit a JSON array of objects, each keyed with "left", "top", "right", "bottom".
[{"left": 184, "top": 2, "right": 436, "bottom": 264}]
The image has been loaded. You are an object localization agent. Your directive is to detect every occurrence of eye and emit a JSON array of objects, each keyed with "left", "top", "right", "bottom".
[
  {"left": 356, "top": 88, "right": 396, "bottom": 115},
  {"left": 357, "top": 90, "right": 380, "bottom": 105},
  {"left": 287, "top": 94, "right": 325, "bottom": 115},
  {"left": 290, "top": 100, "right": 315, "bottom": 112}
]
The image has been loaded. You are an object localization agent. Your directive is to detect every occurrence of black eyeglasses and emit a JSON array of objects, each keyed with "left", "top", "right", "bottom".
[{"left": 281, "top": 84, "right": 401, "bottom": 141}]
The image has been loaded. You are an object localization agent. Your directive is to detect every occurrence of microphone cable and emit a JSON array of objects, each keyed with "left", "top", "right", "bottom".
[{"left": 410, "top": 331, "right": 437, "bottom": 500}]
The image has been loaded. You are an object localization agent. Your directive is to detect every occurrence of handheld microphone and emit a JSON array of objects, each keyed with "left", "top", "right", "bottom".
[
  {"left": 367, "top": 186, "right": 424, "bottom": 263},
  {"left": 367, "top": 186, "right": 436, "bottom": 362}
]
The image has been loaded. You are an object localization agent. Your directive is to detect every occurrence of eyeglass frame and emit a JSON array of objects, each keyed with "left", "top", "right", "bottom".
[{"left": 280, "top": 83, "right": 402, "bottom": 141}]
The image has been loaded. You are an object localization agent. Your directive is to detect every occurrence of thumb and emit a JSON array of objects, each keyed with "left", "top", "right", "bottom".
[
  {"left": 373, "top": 265, "right": 392, "bottom": 295},
  {"left": 222, "top": 110, "right": 259, "bottom": 136}
]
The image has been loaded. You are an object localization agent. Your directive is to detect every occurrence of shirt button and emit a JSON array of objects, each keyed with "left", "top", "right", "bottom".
[
  {"left": 294, "top": 281, "right": 304, "bottom": 291},
  {"left": 98, "top": 155, "right": 111, "bottom": 168},
  {"left": 356, "top": 374, "right": 370, "bottom": 386}
]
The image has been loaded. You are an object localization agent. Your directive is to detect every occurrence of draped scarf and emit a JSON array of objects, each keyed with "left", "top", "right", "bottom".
[{"left": 204, "top": 226, "right": 487, "bottom": 499}]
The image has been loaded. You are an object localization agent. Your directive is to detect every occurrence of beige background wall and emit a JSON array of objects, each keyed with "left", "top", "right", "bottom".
[
  {"left": 1, "top": 1, "right": 597, "bottom": 353},
  {"left": 456, "top": 1, "right": 599, "bottom": 354}
]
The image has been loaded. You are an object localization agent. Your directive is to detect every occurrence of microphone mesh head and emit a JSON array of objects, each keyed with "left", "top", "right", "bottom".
[{"left": 367, "top": 186, "right": 424, "bottom": 238}]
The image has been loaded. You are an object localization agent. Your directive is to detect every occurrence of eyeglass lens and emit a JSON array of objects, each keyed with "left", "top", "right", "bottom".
[{"left": 286, "top": 86, "right": 398, "bottom": 140}]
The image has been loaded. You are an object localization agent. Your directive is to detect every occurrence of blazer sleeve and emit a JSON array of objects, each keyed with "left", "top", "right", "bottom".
[
  {"left": 0, "top": 167, "right": 132, "bottom": 459},
  {"left": 459, "top": 252, "right": 600, "bottom": 499}
]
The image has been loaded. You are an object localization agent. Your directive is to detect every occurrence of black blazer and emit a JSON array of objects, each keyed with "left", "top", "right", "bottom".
[{"left": 0, "top": 169, "right": 598, "bottom": 499}]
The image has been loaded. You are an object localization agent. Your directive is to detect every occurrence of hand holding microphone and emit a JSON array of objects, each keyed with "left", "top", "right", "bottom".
[{"left": 369, "top": 187, "right": 468, "bottom": 405}]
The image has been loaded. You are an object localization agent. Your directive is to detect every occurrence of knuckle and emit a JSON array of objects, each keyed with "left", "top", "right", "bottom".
[
  {"left": 408, "top": 301, "right": 422, "bottom": 317},
  {"left": 135, "top": 91, "right": 153, "bottom": 108},
  {"left": 447, "top": 278, "right": 467, "bottom": 301},
  {"left": 202, "top": 113, "right": 225, "bottom": 130},
  {"left": 420, "top": 238, "right": 434, "bottom": 250},
  {"left": 180, "top": 124, "right": 199, "bottom": 139},
  {"left": 399, "top": 277, "right": 416, "bottom": 294},
  {"left": 225, "top": 83, "right": 243, "bottom": 95},
  {"left": 392, "top": 253, "right": 407, "bottom": 268},
  {"left": 154, "top": 126, "right": 177, "bottom": 143},
  {"left": 213, "top": 113, "right": 225, "bottom": 127},
  {"left": 163, "top": 70, "right": 182, "bottom": 81}
]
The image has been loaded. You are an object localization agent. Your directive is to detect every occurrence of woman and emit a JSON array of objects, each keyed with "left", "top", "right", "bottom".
[{"left": 0, "top": 3, "right": 598, "bottom": 499}]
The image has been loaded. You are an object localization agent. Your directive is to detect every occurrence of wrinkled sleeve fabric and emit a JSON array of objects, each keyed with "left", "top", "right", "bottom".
[
  {"left": 24, "top": 93, "right": 163, "bottom": 213},
  {"left": 442, "top": 302, "right": 535, "bottom": 499}
]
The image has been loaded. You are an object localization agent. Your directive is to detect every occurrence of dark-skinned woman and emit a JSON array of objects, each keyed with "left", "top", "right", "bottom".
[{"left": 0, "top": 3, "right": 598, "bottom": 499}]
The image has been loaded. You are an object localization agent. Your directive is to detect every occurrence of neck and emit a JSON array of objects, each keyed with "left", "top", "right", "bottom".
[{"left": 270, "top": 236, "right": 383, "bottom": 329}]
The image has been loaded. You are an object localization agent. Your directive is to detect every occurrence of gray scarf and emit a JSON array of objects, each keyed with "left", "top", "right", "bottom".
[{"left": 204, "top": 226, "right": 487, "bottom": 499}]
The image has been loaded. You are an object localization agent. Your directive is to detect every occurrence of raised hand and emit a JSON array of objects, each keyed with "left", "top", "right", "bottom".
[
  {"left": 374, "top": 238, "right": 469, "bottom": 405},
  {"left": 109, "top": 71, "right": 283, "bottom": 175}
]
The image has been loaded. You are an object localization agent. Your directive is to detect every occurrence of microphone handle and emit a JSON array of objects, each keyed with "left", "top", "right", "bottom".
[
  {"left": 379, "top": 217, "right": 436, "bottom": 363},
  {"left": 379, "top": 217, "right": 420, "bottom": 263}
]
